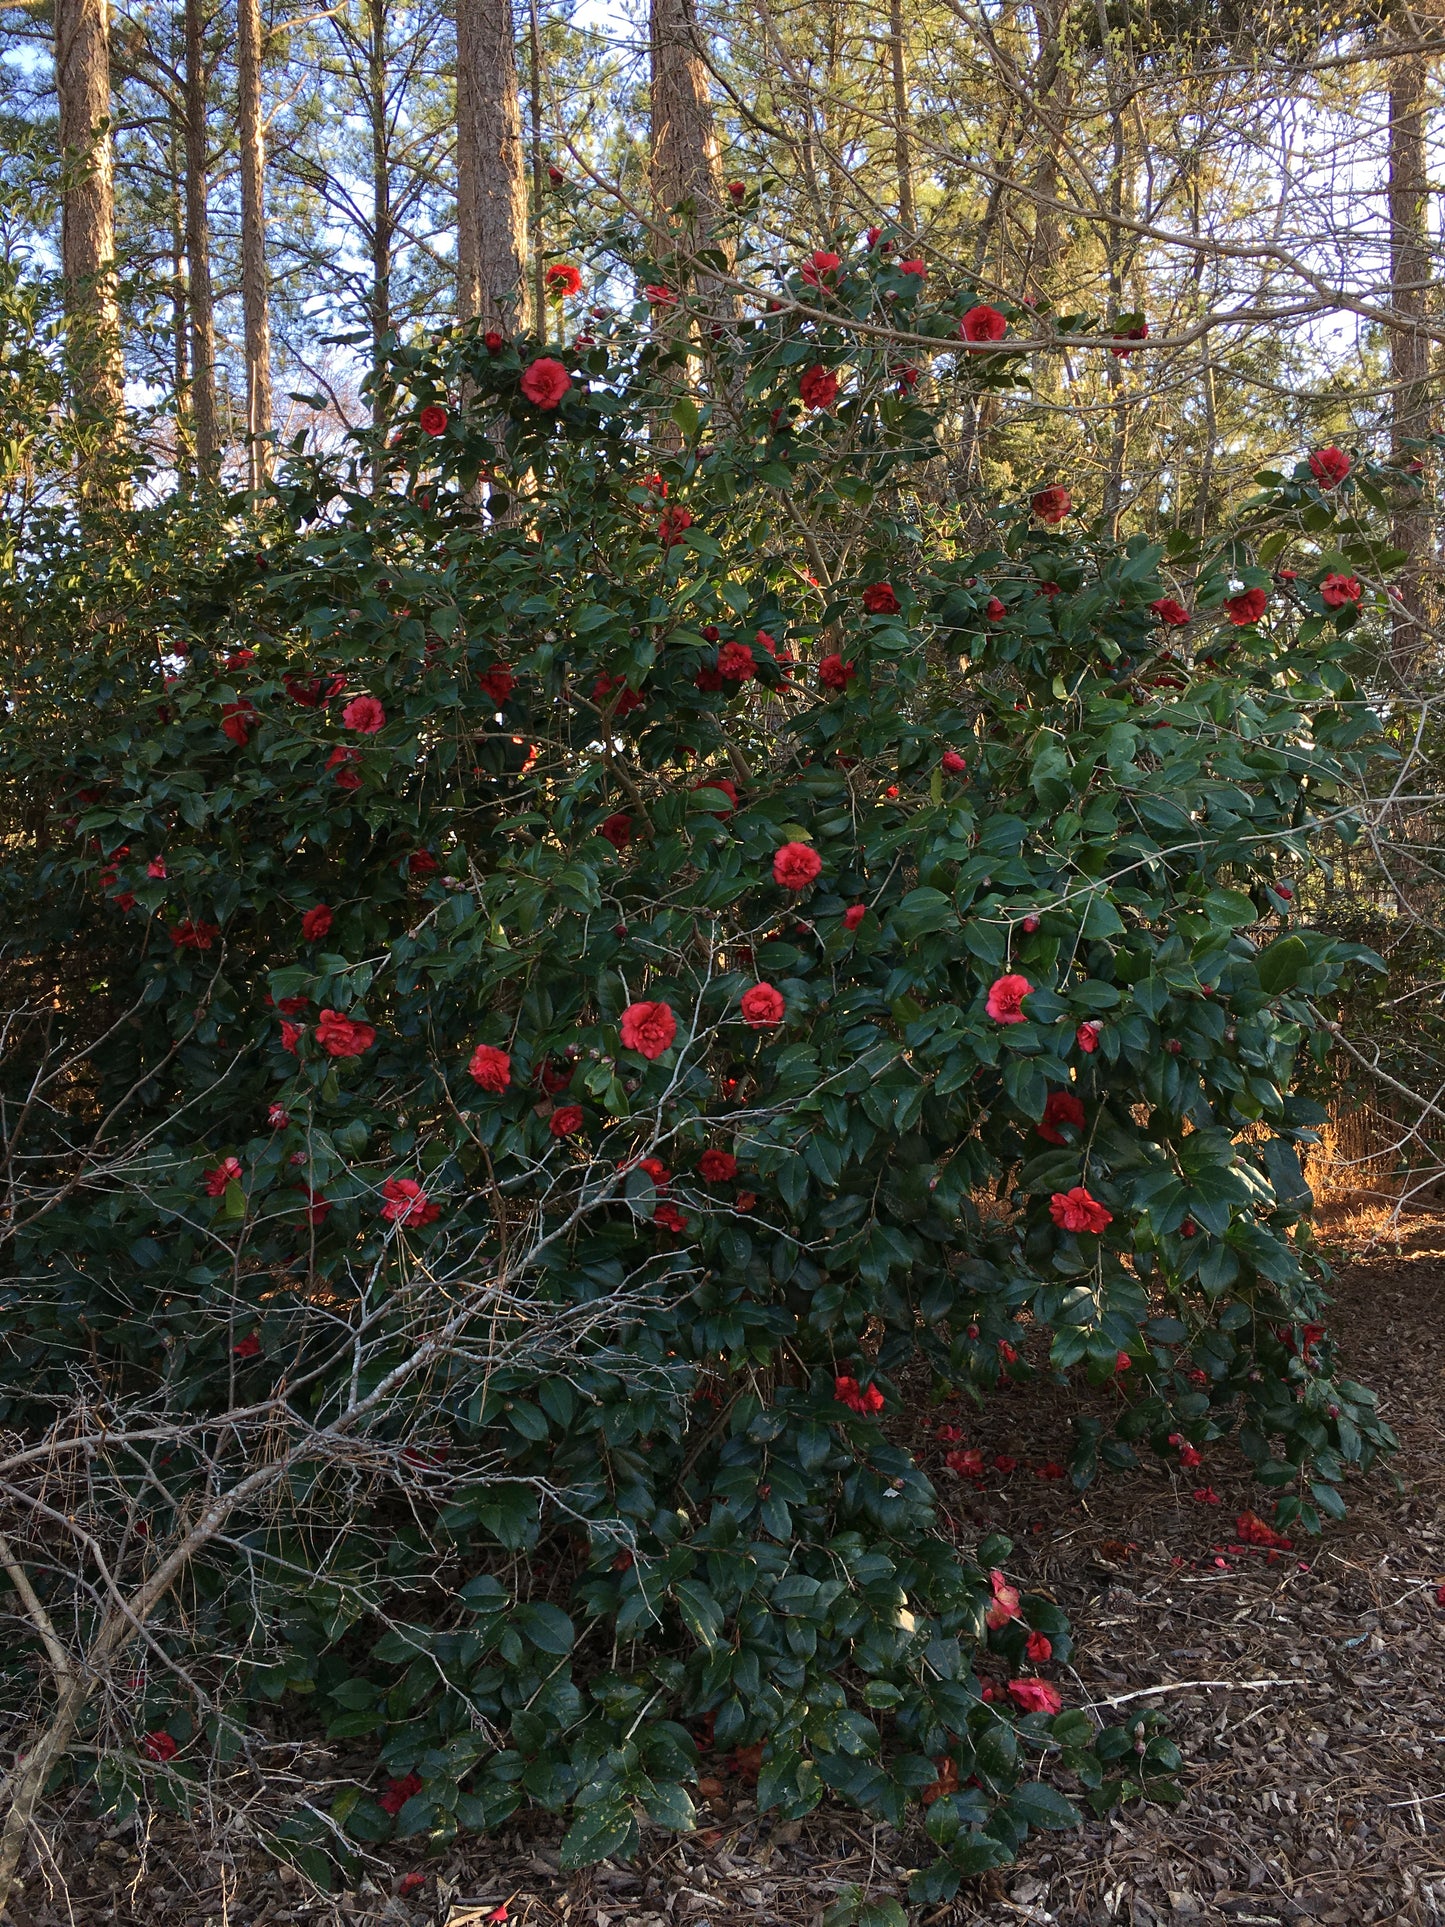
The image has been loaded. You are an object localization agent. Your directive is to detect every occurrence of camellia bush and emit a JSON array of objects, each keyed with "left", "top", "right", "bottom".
[{"left": 0, "top": 237, "right": 1404, "bottom": 1899}]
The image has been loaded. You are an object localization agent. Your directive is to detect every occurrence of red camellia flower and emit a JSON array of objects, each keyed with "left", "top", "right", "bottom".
[
  {"left": 843, "top": 904, "right": 866, "bottom": 930},
  {"left": 654, "top": 1201, "right": 689, "bottom": 1233},
  {"left": 599, "top": 811, "right": 633, "bottom": 850},
  {"left": 1192, "top": 1485, "right": 1222, "bottom": 1505},
  {"left": 286, "top": 672, "right": 346, "bottom": 707},
  {"left": 941, "top": 749, "right": 966, "bottom": 775},
  {"left": 143, "top": 1730, "right": 179, "bottom": 1764},
  {"left": 1168, "top": 1430, "right": 1202, "bottom": 1468},
  {"left": 1036, "top": 1460, "right": 1065, "bottom": 1479},
  {"left": 658, "top": 505, "right": 693, "bottom": 547},
  {"left": 315, "top": 1008, "right": 376, "bottom": 1058},
  {"left": 343, "top": 694, "right": 386, "bottom": 733},
  {"left": 726, "top": 179, "right": 746, "bottom": 201},
  {"left": 620, "top": 1000, "right": 678, "bottom": 1059},
  {"left": 1308, "top": 445, "right": 1350, "bottom": 488},
  {"left": 818, "top": 652, "right": 856, "bottom": 692},
  {"left": 280, "top": 1019, "right": 303, "bottom": 1054},
  {"left": 773, "top": 841, "right": 822, "bottom": 890},
  {"left": 234, "top": 1331, "right": 261, "bottom": 1358},
  {"left": 799, "top": 249, "right": 842, "bottom": 286},
  {"left": 468, "top": 1044, "right": 511, "bottom": 1093},
  {"left": 960, "top": 303, "right": 1007, "bottom": 345},
  {"left": 1111, "top": 318, "right": 1148, "bottom": 357},
  {"left": 544, "top": 262, "right": 583, "bottom": 297},
  {"left": 1076, "top": 1020, "right": 1102, "bottom": 1053},
  {"left": 147, "top": 855, "right": 167, "bottom": 878},
  {"left": 862, "top": 581, "right": 900, "bottom": 615},
  {"left": 834, "top": 1374, "right": 884, "bottom": 1416},
  {"left": 298, "top": 1186, "right": 331, "bottom": 1227},
  {"left": 698, "top": 1149, "right": 739, "bottom": 1182},
  {"left": 998, "top": 1339, "right": 1018, "bottom": 1364},
  {"left": 301, "top": 903, "right": 333, "bottom": 942},
  {"left": 946, "top": 1445, "right": 985, "bottom": 1479},
  {"left": 1236, "top": 1509, "right": 1292, "bottom": 1550},
  {"left": 897, "top": 257, "right": 926, "bottom": 278},
  {"left": 221, "top": 700, "right": 256, "bottom": 745},
  {"left": 1007, "top": 1678, "right": 1062, "bottom": 1716},
  {"left": 1151, "top": 597, "right": 1190, "bottom": 625},
  {"left": 591, "top": 671, "right": 644, "bottom": 716},
  {"left": 643, "top": 283, "right": 677, "bottom": 306},
  {"left": 1037, "top": 1089, "right": 1086, "bottom": 1144},
  {"left": 798, "top": 365, "right": 839, "bottom": 410},
  {"left": 985, "top": 1567, "right": 1023, "bottom": 1630},
  {"left": 378, "top": 1773, "right": 423, "bottom": 1816},
  {"left": 203, "top": 1156, "right": 242, "bottom": 1197},
  {"left": 483, "top": 329, "right": 504, "bottom": 351},
  {"left": 1224, "top": 586, "right": 1267, "bottom": 626},
  {"left": 519, "top": 357, "right": 571, "bottom": 408},
  {"left": 985, "top": 595, "right": 1006, "bottom": 622},
  {"left": 268, "top": 1104, "right": 290, "bottom": 1129},
  {"left": 1031, "top": 485, "right": 1072, "bottom": 524},
  {"left": 740, "top": 982, "right": 786, "bottom": 1028},
  {"left": 550, "top": 1104, "right": 584, "bottom": 1138},
  {"left": 717, "top": 640, "right": 756, "bottom": 681},
  {"left": 691, "top": 775, "right": 738, "bottom": 813},
  {"left": 985, "top": 973, "right": 1032, "bottom": 1023},
  {"left": 326, "top": 746, "right": 362, "bottom": 788},
  {"left": 419, "top": 403, "right": 448, "bottom": 436},
  {"left": 1049, "top": 1186, "right": 1112, "bottom": 1234},
  {"left": 170, "top": 919, "right": 220, "bottom": 950},
  {"left": 1024, "top": 1632, "right": 1052, "bottom": 1669},
  {"left": 381, "top": 1177, "right": 440, "bottom": 1226},
  {"left": 1321, "top": 572, "right": 1362, "bottom": 608},
  {"left": 477, "top": 664, "right": 514, "bottom": 704}
]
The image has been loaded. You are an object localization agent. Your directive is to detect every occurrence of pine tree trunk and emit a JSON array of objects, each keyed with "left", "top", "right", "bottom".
[
  {"left": 456, "top": 0, "right": 527, "bottom": 327},
  {"left": 887, "top": 0, "right": 914, "bottom": 235},
  {"left": 184, "top": 0, "right": 219, "bottom": 473},
  {"left": 53, "top": 0, "right": 124, "bottom": 454},
  {"left": 649, "top": 0, "right": 726, "bottom": 290},
  {"left": 169, "top": 125, "right": 191, "bottom": 474},
  {"left": 368, "top": 0, "right": 394, "bottom": 453},
  {"left": 1388, "top": 42, "right": 1433, "bottom": 672},
  {"left": 237, "top": 0, "right": 273, "bottom": 487}
]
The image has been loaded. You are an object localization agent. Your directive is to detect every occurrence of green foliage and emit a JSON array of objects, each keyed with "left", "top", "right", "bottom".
[{"left": 0, "top": 248, "right": 1397, "bottom": 1892}]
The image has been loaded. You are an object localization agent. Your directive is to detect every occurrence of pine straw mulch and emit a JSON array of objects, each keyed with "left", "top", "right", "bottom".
[{"left": 11, "top": 1212, "right": 1445, "bottom": 1927}]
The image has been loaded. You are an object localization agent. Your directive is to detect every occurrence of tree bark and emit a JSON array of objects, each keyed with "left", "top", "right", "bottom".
[
  {"left": 649, "top": 0, "right": 726, "bottom": 285},
  {"left": 367, "top": 0, "right": 394, "bottom": 431},
  {"left": 53, "top": 0, "right": 125, "bottom": 455},
  {"left": 183, "top": 0, "right": 219, "bottom": 473},
  {"left": 456, "top": 0, "right": 527, "bottom": 328},
  {"left": 1388, "top": 38, "right": 1433, "bottom": 671},
  {"left": 887, "top": 0, "right": 914, "bottom": 235},
  {"left": 237, "top": 0, "right": 272, "bottom": 486}
]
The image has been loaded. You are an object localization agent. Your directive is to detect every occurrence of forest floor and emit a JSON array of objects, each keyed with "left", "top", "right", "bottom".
[{"left": 12, "top": 1210, "right": 1445, "bottom": 1927}]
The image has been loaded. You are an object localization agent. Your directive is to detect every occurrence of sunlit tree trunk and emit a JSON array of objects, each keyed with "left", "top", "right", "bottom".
[
  {"left": 237, "top": 0, "right": 273, "bottom": 486},
  {"left": 457, "top": 0, "right": 527, "bottom": 328},
  {"left": 887, "top": 0, "right": 913, "bottom": 235},
  {"left": 54, "top": 0, "right": 125, "bottom": 470},
  {"left": 184, "top": 0, "right": 219, "bottom": 473},
  {"left": 649, "top": 0, "right": 727, "bottom": 291},
  {"left": 368, "top": 0, "right": 394, "bottom": 414},
  {"left": 1388, "top": 39, "right": 1433, "bottom": 671}
]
